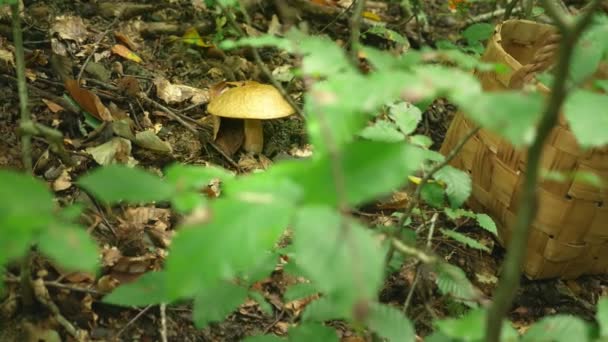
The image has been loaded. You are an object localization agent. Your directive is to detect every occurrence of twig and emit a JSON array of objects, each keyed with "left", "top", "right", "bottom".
[
  {"left": 160, "top": 303, "right": 168, "bottom": 342},
  {"left": 77, "top": 17, "right": 119, "bottom": 82},
  {"left": 11, "top": 3, "right": 31, "bottom": 172},
  {"left": 484, "top": 1, "right": 603, "bottom": 341},
  {"left": 220, "top": 3, "right": 304, "bottom": 118},
  {"left": 349, "top": 0, "right": 367, "bottom": 64},
  {"left": 391, "top": 239, "right": 437, "bottom": 265},
  {"left": 318, "top": 1, "right": 356, "bottom": 34},
  {"left": 115, "top": 305, "right": 154, "bottom": 338},
  {"left": 137, "top": 92, "right": 240, "bottom": 170},
  {"left": 31, "top": 278, "right": 82, "bottom": 339},
  {"left": 403, "top": 213, "right": 438, "bottom": 313},
  {"left": 503, "top": 0, "right": 521, "bottom": 20},
  {"left": 384, "top": 125, "right": 481, "bottom": 267},
  {"left": 4, "top": 276, "right": 105, "bottom": 295}
]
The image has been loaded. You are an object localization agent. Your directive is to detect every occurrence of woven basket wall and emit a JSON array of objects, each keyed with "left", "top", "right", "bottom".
[{"left": 439, "top": 20, "right": 608, "bottom": 280}]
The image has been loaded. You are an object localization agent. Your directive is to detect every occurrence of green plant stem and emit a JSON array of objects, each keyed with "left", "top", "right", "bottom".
[
  {"left": 503, "top": 0, "right": 520, "bottom": 20},
  {"left": 484, "top": 2, "right": 601, "bottom": 341},
  {"left": 12, "top": 3, "right": 32, "bottom": 172},
  {"left": 384, "top": 125, "right": 480, "bottom": 267},
  {"left": 349, "top": 0, "right": 366, "bottom": 64}
]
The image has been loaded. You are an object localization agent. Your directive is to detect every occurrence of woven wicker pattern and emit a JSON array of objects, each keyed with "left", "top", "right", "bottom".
[{"left": 439, "top": 20, "right": 608, "bottom": 280}]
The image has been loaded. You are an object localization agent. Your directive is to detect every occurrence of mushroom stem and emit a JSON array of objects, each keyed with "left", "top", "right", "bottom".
[{"left": 243, "top": 119, "right": 264, "bottom": 153}]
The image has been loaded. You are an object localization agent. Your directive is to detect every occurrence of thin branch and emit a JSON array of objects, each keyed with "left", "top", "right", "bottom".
[
  {"left": 403, "top": 213, "right": 438, "bottom": 313},
  {"left": 160, "top": 303, "right": 168, "bottom": 342},
  {"left": 484, "top": 2, "right": 602, "bottom": 341},
  {"left": 349, "top": 0, "right": 367, "bottom": 64},
  {"left": 12, "top": 3, "right": 31, "bottom": 172},
  {"left": 77, "top": 17, "right": 119, "bottom": 82},
  {"left": 384, "top": 125, "right": 481, "bottom": 267},
  {"left": 115, "top": 305, "right": 154, "bottom": 338}
]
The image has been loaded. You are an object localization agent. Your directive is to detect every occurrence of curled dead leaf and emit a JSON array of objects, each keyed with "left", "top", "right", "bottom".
[
  {"left": 65, "top": 79, "right": 113, "bottom": 121},
  {"left": 110, "top": 44, "right": 142, "bottom": 63}
]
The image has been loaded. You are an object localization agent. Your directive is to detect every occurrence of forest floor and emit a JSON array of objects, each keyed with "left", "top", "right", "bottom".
[{"left": 0, "top": 0, "right": 606, "bottom": 341}]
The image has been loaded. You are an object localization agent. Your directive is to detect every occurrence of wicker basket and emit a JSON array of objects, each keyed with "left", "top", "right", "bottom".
[{"left": 439, "top": 19, "right": 608, "bottom": 280}]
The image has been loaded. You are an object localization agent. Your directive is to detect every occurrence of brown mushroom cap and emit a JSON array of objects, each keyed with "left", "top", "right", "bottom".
[{"left": 207, "top": 82, "right": 295, "bottom": 119}]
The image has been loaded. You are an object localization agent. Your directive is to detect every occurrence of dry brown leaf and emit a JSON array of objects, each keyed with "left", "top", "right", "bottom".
[
  {"left": 41, "top": 98, "right": 65, "bottom": 113},
  {"left": 50, "top": 15, "right": 89, "bottom": 43},
  {"left": 52, "top": 169, "right": 72, "bottom": 191},
  {"left": 64, "top": 79, "right": 113, "bottom": 121},
  {"left": 153, "top": 77, "right": 210, "bottom": 104},
  {"left": 111, "top": 44, "right": 143, "bottom": 63},
  {"left": 114, "top": 31, "right": 138, "bottom": 50}
]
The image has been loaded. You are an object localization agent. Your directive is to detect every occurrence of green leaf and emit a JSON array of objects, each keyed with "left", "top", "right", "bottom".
[
  {"left": 475, "top": 214, "right": 498, "bottom": 237},
  {"left": 287, "top": 31, "right": 353, "bottom": 77},
  {"left": 165, "top": 198, "right": 294, "bottom": 299},
  {"left": 597, "top": 297, "right": 608, "bottom": 338},
  {"left": 361, "top": 46, "right": 402, "bottom": 70},
  {"left": 359, "top": 120, "right": 405, "bottom": 142},
  {"left": 434, "top": 165, "right": 471, "bottom": 208},
  {"left": 164, "top": 163, "right": 234, "bottom": 190},
  {"left": 389, "top": 102, "right": 422, "bottom": 136},
  {"left": 249, "top": 140, "right": 426, "bottom": 207},
  {"left": 242, "top": 336, "right": 285, "bottom": 342},
  {"left": 420, "top": 182, "right": 446, "bottom": 208},
  {"left": 220, "top": 35, "right": 294, "bottom": 52},
  {"left": 288, "top": 322, "right": 339, "bottom": 342},
  {"left": 103, "top": 271, "right": 168, "bottom": 306},
  {"left": 293, "top": 206, "right": 385, "bottom": 320},
  {"left": 302, "top": 297, "right": 345, "bottom": 322},
  {"left": 366, "top": 302, "right": 415, "bottom": 342},
  {"left": 78, "top": 164, "right": 175, "bottom": 203},
  {"left": 444, "top": 208, "right": 476, "bottom": 220},
  {"left": 284, "top": 283, "right": 319, "bottom": 302},
  {"left": 434, "top": 308, "right": 518, "bottom": 341},
  {"left": 522, "top": 315, "right": 590, "bottom": 342},
  {"left": 37, "top": 224, "right": 99, "bottom": 272},
  {"left": 193, "top": 282, "right": 248, "bottom": 329},
  {"left": 409, "top": 134, "right": 433, "bottom": 148},
  {"left": 462, "top": 23, "right": 494, "bottom": 44},
  {"left": 569, "top": 25, "right": 607, "bottom": 85},
  {"left": 436, "top": 263, "right": 478, "bottom": 305},
  {"left": 365, "top": 26, "right": 409, "bottom": 46},
  {"left": 460, "top": 92, "right": 544, "bottom": 146},
  {"left": 439, "top": 228, "right": 490, "bottom": 253},
  {"left": 0, "top": 170, "right": 55, "bottom": 262},
  {"left": 564, "top": 90, "right": 608, "bottom": 148},
  {"left": 249, "top": 291, "right": 274, "bottom": 315}
]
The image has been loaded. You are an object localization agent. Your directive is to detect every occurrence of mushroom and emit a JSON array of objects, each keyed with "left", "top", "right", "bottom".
[{"left": 207, "top": 81, "right": 295, "bottom": 154}]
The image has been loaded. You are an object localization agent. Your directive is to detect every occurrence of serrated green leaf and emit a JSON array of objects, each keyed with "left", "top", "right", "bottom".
[
  {"left": 569, "top": 26, "right": 606, "bottom": 85},
  {"left": 460, "top": 92, "right": 544, "bottom": 146},
  {"left": 293, "top": 207, "right": 385, "bottom": 319},
  {"left": 359, "top": 120, "right": 405, "bottom": 142},
  {"left": 434, "top": 165, "right": 471, "bottom": 208},
  {"left": 165, "top": 198, "right": 293, "bottom": 299},
  {"left": 597, "top": 297, "right": 608, "bottom": 337},
  {"left": 564, "top": 90, "right": 608, "bottom": 148},
  {"left": 193, "top": 282, "right": 248, "bottom": 329},
  {"left": 284, "top": 283, "right": 318, "bottom": 302},
  {"left": 420, "top": 182, "right": 446, "bottom": 208},
  {"left": 409, "top": 134, "right": 433, "bottom": 148},
  {"left": 475, "top": 214, "right": 498, "bottom": 237},
  {"left": 164, "top": 163, "right": 234, "bottom": 190},
  {"left": 78, "top": 164, "right": 175, "bottom": 204},
  {"left": 522, "top": 315, "right": 589, "bottom": 342},
  {"left": 37, "top": 224, "right": 99, "bottom": 272},
  {"left": 302, "top": 297, "right": 344, "bottom": 322},
  {"left": 103, "top": 271, "right": 168, "bottom": 306},
  {"left": 288, "top": 322, "right": 339, "bottom": 342},
  {"left": 220, "top": 35, "right": 294, "bottom": 52},
  {"left": 389, "top": 102, "right": 422, "bottom": 135},
  {"left": 439, "top": 228, "right": 490, "bottom": 253},
  {"left": 462, "top": 23, "right": 494, "bottom": 44},
  {"left": 249, "top": 291, "right": 274, "bottom": 315},
  {"left": 436, "top": 263, "right": 478, "bottom": 305},
  {"left": 367, "top": 302, "right": 415, "bottom": 342},
  {"left": 434, "top": 308, "right": 518, "bottom": 342},
  {"left": 444, "top": 208, "right": 476, "bottom": 220}
]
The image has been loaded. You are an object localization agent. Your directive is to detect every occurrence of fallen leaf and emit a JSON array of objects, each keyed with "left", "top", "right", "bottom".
[
  {"left": 111, "top": 44, "right": 143, "bottom": 63},
  {"left": 52, "top": 169, "right": 72, "bottom": 191},
  {"left": 134, "top": 129, "right": 173, "bottom": 153},
  {"left": 114, "top": 31, "right": 138, "bottom": 51},
  {"left": 50, "top": 15, "right": 89, "bottom": 43},
  {"left": 153, "top": 77, "right": 210, "bottom": 104},
  {"left": 65, "top": 79, "right": 113, "bottom": 121},
  {"left": 85, "top": 137, "right": 138, "bottom": 166},
  {"left": 41, "top": 98, "right": 65, "bottom": 113},
  {"left": 182, "top": 27, "right": 213, "bottom": 47}
]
